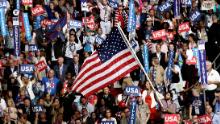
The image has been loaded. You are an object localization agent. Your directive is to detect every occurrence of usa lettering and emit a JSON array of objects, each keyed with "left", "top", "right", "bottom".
[
  {"left": 125, "top": 87, "right": 139, "bottom": 94},
  {"left": 190, "top": 11, "right": 200, "bottom": 21},
  {"left": 179, "top": 23, "right": 190, "bottom": 32},
  {"left": 159, "top": 3, "right": 171, "bottom": 11},
  {"left": 21, "top": 66, "right": 34, "bottom": 72},
  {"left": 165, "top": 116, "right": 179, "bottom": 122},
  {"left": 32, "top": 6, "right": 44, "bottom": 16},
  {"left": 153, "top": 30, "right": 166, "bottom": 39}
]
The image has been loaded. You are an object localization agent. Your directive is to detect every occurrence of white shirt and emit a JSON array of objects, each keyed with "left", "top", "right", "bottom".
[
  {"left": 65, "top": 41, "right": 82, "bottom": 58},
  {"left": 208, "top": 69, "right": 220, "bottom": 83},
  {"left": 97, "top": 2, "right": 112, "bottom": 21}
]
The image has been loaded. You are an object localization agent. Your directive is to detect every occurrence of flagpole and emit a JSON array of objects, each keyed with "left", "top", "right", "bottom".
[{"left": 117, "top": 25, "right": 163, "bottom": 107}]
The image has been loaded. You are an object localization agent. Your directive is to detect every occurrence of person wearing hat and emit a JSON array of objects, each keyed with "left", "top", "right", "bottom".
[{"left": 212, "top": 88, "right": 220, "bottom": 124}]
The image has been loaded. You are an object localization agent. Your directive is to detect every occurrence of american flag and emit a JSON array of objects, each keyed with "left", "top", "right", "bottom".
[{"left": 70, "top": 28, "right": 139, "bottom": 96}]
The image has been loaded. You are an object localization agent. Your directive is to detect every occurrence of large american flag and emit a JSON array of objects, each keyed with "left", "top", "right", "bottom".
[{"left": 70, "top": 28, "right": 139, "bottom": 96}]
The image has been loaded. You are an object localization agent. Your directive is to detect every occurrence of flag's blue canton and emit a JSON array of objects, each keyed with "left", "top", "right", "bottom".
[{"left": 98, "top": 28, "right": 127, "bottom": 62}]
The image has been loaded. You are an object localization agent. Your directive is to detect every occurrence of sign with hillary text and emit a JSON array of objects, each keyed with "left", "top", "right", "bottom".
[
  {"left": 129, "top": 99, "right": 137, "bottom": 124},
  {"left": 0, "top": 8, "right": 7, "bottom": 37},
  {"left": 13, "top": 26, "right": 20, "bottom": 57},
  {"left": 198, "top": 40, "right": 207, "bottom": 85},
  {"left": 23, "top": 13, "right": 32, "bottom": 41}
]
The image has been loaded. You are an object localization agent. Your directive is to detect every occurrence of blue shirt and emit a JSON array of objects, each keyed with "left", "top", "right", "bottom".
[{"left": 42, "top": 77, "right": 60, "bottom": 96}]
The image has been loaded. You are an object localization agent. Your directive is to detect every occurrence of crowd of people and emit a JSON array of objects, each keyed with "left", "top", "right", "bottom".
[{"left": 0, "top": 0, "right": 220, "bottom": 124}]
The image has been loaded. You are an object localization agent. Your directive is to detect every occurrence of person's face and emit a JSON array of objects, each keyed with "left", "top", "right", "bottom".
[
  {"left": 102, "top": 0, "right": 108, "bottom": 6},
  {"left": 169, "top": 44, "right": 174, "bottom": 51},
  {"left": 9, "top": 60, "right": 14, "bottom": 67},
  {"left": 40, "top": 112, "right": 46, "bottom": 119},
  {"left": 206, "top": 105, "right": 212, "bottom": 114},
  {"left": 24, "top": 99, "right": 30, "bottom": 107},
  {"left": 69, "top": 34, "right": 75, "bottom": 42},
  {"left": 206, "top": 62, "right": 212, "bottom": 71},
  {"left": 149, "top": 9, "right": 155, "bottom": 16},
  {"left": 49, "top": 3, "right": 54, "bottom": 10},
  {"left": 124, "top": 109, "right": 130, "bottom": 117},
  {"left": 165, "top": 93, "right": 171, "bottom": 100},
  {"left": 48, "top": 70, "right": 54, "bottom": 78},
  {"left": 106, "top": 110, "right": 111, "bottom": 118},
  {"left": 73, "top": 55, "right": 79, "bottom": 63},
  {"left": 8, "top": 21, "right": 13, "bottom": 28},
  {"left": 183, "top": 43, "right": 188, "bottom": 50},
  {"left": 145, "top": 82, "right": 151, "bottom": 89},
  {"left": 153, "top": 58, "right": 159, "bottom": 65},
  {"left": 156, "top": 45, "right": 161, "bottom": 52},
  {"left": 104, "top": 87, "right": 109, "bottom": 94},
  {"left": 82, "top": 109, "right": 88, "bottom": 116},
  {"left": 92, "top": 113, "right": 96, "bottom": 119},
  {"left": 57, "top": 57, "right": 64, "bottom": 65},
  {"left": 81, "top": 98, "right": 87, "bottom": 104},
  {"left": 75, "top": 120, "right": 82, "bottom": 124},
  {"left": 39, "top": 99, "right": 44, "bottom": 105}
]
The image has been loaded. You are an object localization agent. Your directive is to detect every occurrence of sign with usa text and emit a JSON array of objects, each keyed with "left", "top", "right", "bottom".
[
  {"left": 31, "top": 5, "right": 45, "bottom": 16},
  {"left": 20, "top": 64, "right": 35, "bottom": 74},
  {"left": 178, "top": 22, "right": 190, "bottom": 33},
  {"left": 164, "top": 114, "right": 181, "bottom": 124},
  {"left": 152, "top": 29, "right": 166, "bottom": 40},
  {"left": 124, "top": 86, "right": 141, "bottom": 96}
]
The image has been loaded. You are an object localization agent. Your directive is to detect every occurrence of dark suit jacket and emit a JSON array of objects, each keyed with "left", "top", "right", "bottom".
[
  {"left": 150, "top": 52, "right": 167, "bottom": 69},
  {"left": 4, "top": 66, "right": 18, "bottom": 83},
  {"left": 68, "top": 63, "right": 81, "bottom": 77},
  {"left": 54, "top": 64, "right": 68, "bottom": 81}
]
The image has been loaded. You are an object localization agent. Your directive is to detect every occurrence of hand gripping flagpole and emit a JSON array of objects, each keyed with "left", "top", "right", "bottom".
[{"left": 117, "top": 25, "right": 163, "bottom": 107}]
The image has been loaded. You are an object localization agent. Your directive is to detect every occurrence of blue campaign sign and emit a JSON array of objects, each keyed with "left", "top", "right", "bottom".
[
  {"left": 20, "top": 64, "right": 35, "bottom": 74},
  {"left": 32, "top": 105, "right": 43, "bottom": 113},
  {"left": 69, "top": 20, "right": 82, "bottom": 29},
  {"left": 101, "top": 121, "right": 114, "bottom": 124},
  {"left": 158, "top": 2, "right": 172, "bottom": 12},
  {"left": 29, "top": 44, "right": 38, "bottom": 51},
  {"left": 0, "top": 0, "right": 7, "bottom": 8},
  {"left": 190, "top": 10, "right": 202, "bottom": 22},
  {"left": 181, "top": 0, "right": 192, "bottom": 7},
  {"left": 109, "top": 0, "right": 118, "bottom": 8},
  {"left": 129, "top": 100, "right": 137, "bottom": 124},
  {"left": 124, "top": 86, "right": 141, "bottom": 96}
]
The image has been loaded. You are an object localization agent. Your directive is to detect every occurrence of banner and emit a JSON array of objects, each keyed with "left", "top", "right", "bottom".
[
  {"left": 174, "top": 0, "right": 181, "bottom": 18},
  {"left": 109, "top": 0, "right": 118, "bottom": 8},
  {"left": 31, "top": 5, "right": 45, "bottom": 16},
  {"left": 183, "top": 120, "right": 192, "bottom": 124},
  {"left": 201, "top": 0, "right": 215, "bottom": 11},
  {"left": 0, "top": 8, "right": 7, "bottom": 37},
  {"left": 16, "top": 0, "right": 20, "bottom": 9},
  {"left": 166, "top": 50, "right": 175, "bottom": 81},
  {"left": 152, "top": 29, "right": 166, "bottom": 40},
  {"left": 32, "top": 105, "right": 43, "bottom": 113},
  {"left": 164, "top": 114, "right": 181, "bottom": 124},
  {"left": 124, "top": 86, "right": 141, "bottom": 96},
  {"left": 127, "top": 0, "right": 136, "bottom": 32},
  {"left": 0, "top": 0, "right": 7, "bottom": 8},
  {"left": 178, "top": 22, "right": 190, "bottom": 33},
  {"left": 181, "top": 0, "right": 192, "bottom": 7},
  {"left": 22, "top": 0, "right": 32, "bottom": 6},
  {"left": 197, "top": 115, "right": 211, "bottom": 124},
  {"left": 20, "top": 64, "right": 35, "bottom": 74},
  {"left": 82, "top": 15, "right": 95, "bottom": 30},
  {"left": 101, "top": 121, "right": 114, "bottom": 124},
  {"left": 81, "top": 0, "right": 89, "bottom": 12},
  {"left": 68, "top": 20, "right": 82, "bottom": 29},
  {"left": 41, "top": 19, "right": 56, "bottom": 27},
  {"left": 142, "top": 44, "right": 150, "bottom": 73},
  {"left": 23, "top": 13, "right": 32, "bottom": 41},
  {"left": 158, "top": 2, "right": 172, "bottom": 12},
  {"left": 35, "top": 60, "right": 47, "bottom": 72},
  {"left": 34, "top": 16, "right": 42, "bottom": 30},
  {"left": 129, "top": 99, "right": 137, "bottom": 124},
  {"left": 13, "top": 26, "right": 20, "bottom": 57},
  {"left": 198, "top": 41, "right": 207, "bottom": 85},
  {"left": 190, "top": 10, "right": 202, "bottom": 22},
  {"left": 28, "top": 44, "right": 38, "bottom": 51}
]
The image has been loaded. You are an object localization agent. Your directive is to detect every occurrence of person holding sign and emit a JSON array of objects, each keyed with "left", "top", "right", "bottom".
[
  {"left": 96, "top": 0, "right": 113, "bottom": 35},
  {"left": 212, "top": 88, "right": 220, "bottom": 124},
  {"left": 101, "top": 109, "right": 117, "bottom": 124}
]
